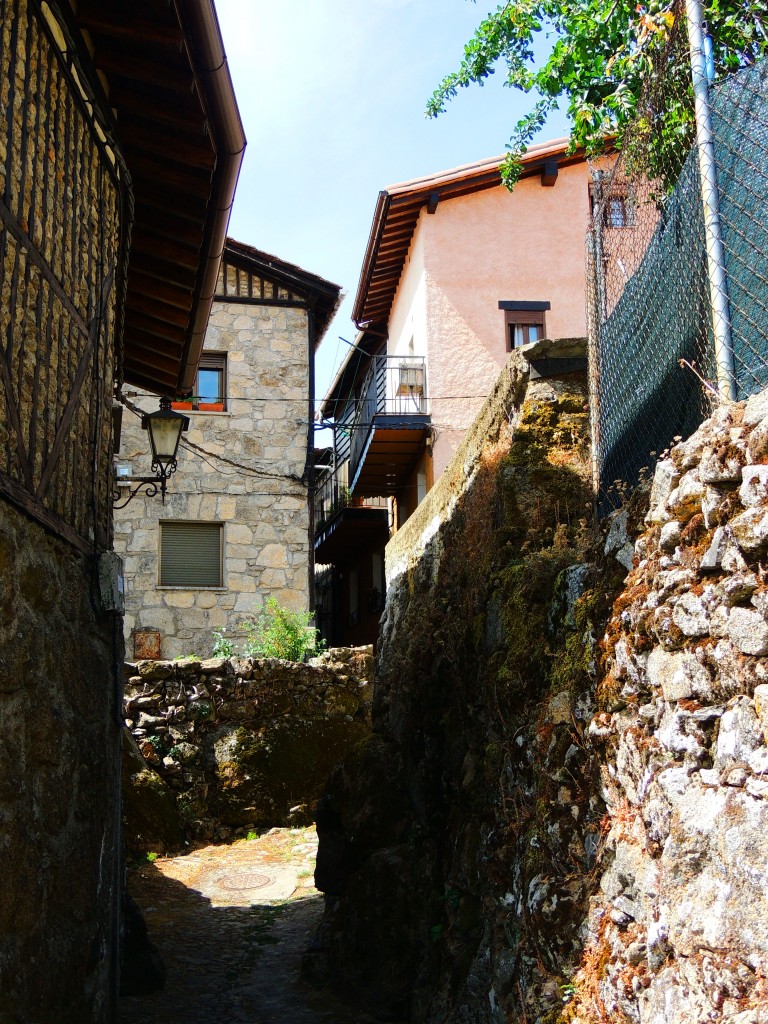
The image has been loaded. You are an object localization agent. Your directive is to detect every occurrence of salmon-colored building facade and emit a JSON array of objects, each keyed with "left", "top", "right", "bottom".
[{"left": 315, "top": 139, "right": 605, "bottom": 646}]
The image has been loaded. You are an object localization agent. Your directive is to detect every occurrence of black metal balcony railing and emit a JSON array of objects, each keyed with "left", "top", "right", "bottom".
[
  {"left": 314, "top": 461, "right": 349, "bottom": 531},
  {"left": 349, "top": 355, "right": 428, "bottom": 477},
  {"left": 314, "top": 461, "right": 389, "bottom": 532},
  {"left": 314, "top": 355, "right": 428, "bottom": 533}
]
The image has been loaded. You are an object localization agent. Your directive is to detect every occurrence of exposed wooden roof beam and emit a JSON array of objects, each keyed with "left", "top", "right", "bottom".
[
  {"left": 130, "top": 229, "right": 200, "bottom": 272},
  {"left": 123, "top": 315, "right": 186, "bottom": 353},
  {"left": 129, "top": 270, "right": 194, "bottom": 312},
  {"left": 124, "top": 339, "right": 183, "bottom": 374},
  {"left": 124, "top": 251, "right": 198, "bottom": 290},
  {"left": 127, "top": 153, "right": 213, "bottom": 197},
  {"left": 371, "top": 255, "right": 409, "bottom": 273},
  {"left": 119, "top": 121, "right": 216, "bottom": 171},
  {"left": 108, "top": 84, "right": 207, "bottom": 134},
  {"left": 75, "top": 9, "right": 184, "bottom": 48},
  {"left": 132, "top": 192, "right": 210, "bottom": 234},
  {"left": 128, "top": 292, "right": 192, "bottom": 330},
  {"left": 125, "top": 367, "right": 180, "bottom": 393},
  {"left": 95, "top": 49, "right": 193, "bottom": 94}
]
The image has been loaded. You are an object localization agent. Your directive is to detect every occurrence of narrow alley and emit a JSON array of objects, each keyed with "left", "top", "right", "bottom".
[{"left": 120, "top": 826, "right": 387, "bottom": 1024}]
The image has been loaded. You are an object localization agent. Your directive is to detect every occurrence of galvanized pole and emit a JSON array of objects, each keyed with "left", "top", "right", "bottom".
[
  {"left": 587, "top": 170, "right": 608, "bottom": 499},
  {"left": 686, "top": 0, "right": 736, "bottom": 400}
]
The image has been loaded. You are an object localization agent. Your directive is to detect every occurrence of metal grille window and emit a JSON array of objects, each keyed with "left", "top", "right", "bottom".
[{"left": 159, "top": 522, "right": 223, "bottom": 588}]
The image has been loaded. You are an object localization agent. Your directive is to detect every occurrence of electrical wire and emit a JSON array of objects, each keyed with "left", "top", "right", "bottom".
[
  {"left": 117, "top": 392, "right": 305, "bottom": 487},
  {"left": 121, "top": 390, "right": 492, "bottom": 405}
]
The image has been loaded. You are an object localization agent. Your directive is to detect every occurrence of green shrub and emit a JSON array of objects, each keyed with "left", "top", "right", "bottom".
[
  {"left": 212, "top": 630, "right": 235, "bottom": 658},
  {"left": 242, "top": 598, "right": 324, "bottom": 662}
]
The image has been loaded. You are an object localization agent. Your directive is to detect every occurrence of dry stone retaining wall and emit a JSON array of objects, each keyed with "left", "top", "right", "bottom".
[
  {"left": 565, "top": 392, "right": 768, "bottom": 1024},
  {"left": 308, "top": 341, "right": 604, "bottom": 1022},
  {"left": 123, "top": 647, "right": 373, "bottom": 851},
  {"left": 309, "top": 350, "right": 768, "bottom": 1024}
]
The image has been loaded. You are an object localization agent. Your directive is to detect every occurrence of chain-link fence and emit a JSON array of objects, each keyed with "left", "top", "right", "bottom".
[{"left": 588, "top": 9, "right": 768, "bottom": 511}]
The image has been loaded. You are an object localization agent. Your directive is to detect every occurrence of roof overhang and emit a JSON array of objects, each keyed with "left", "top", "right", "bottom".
[
  {"left": 352, "top": 138, "right": 588, "bottom": 330},
  {"left": 71, "top": 0, "right": 246, "bottom": 396},
  {"left": 222, "top": 238, "right": 342, "bottom": 345}
]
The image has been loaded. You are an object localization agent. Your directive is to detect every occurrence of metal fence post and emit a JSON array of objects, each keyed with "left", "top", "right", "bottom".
[{"left": 686, "top": 0, "right": 736, "bottom": 400}]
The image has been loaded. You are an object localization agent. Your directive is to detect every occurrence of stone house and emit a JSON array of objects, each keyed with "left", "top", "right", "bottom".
[
  {"left": 0, "top": 2, "right": 244, "bottom": 1019},
  {"left": 315, "top": 140, "right": 617, "bottom": 646},
  {"left": 115, "top": 239, "right": 340, "bottom": 660}
]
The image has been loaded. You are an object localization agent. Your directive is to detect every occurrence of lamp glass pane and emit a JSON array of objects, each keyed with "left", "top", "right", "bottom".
[{"left": 149, "top": 416, "right": 183, "bottom": 463}]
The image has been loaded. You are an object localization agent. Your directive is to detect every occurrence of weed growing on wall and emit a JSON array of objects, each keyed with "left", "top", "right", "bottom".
[
  {"left": 212, "top": 631, "right": 235, "bottom": 658},
  {"left": 241, "top": 598, "right": 325, "bottom": 662}
]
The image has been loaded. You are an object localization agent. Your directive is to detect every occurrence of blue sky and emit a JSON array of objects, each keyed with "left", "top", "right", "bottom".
[{"left": 215, "top": 1, "right": 570, "bottom": 400}]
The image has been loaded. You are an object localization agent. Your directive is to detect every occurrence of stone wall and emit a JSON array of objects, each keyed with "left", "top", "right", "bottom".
[
  {"left": 309, "top": 356, "right": 768, "bottom": 1024},
  {"left": 123, "top": 647, "right": 373, "bottom": 851},
  {"left": 0, "top": 2, "right": 125, "bottom": 1020},
  {"left": 0, "top": 506, "right": 122, "bottom": 1023},
  {"left": 115, "top": 269, "right": 312, "bottom": 660},
  {"left": 309, "top": 339, "right": 604, "bottom": 1021},
  {"left": 563, "top": 392, "right": 768, "bottom": 1024}
]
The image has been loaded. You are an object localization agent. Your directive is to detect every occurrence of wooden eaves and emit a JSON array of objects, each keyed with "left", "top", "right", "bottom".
[
  {"left": 351, "top": 138, "right": 586, "bottom": 331},
  {"left": 222, "top": 238, "right": 342, "bottom": 346},
  {"left": 71, "top": 0, "right": 247, "bottom": 397}
]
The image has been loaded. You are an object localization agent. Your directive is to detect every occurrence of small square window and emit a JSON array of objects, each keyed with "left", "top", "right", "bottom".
[
  {"left": 173, "top": 353, "right": 226, "bottom": 411},
  {"left": 605, "top": 196, "right": 632, "bottom": 228},
  {"left": 589, "top": 182, "right": 635, "bottom": 229},
  {"left": 500, "top": 304, "right": 548, "bottom": 351},
  {"left": 160, "top": 521, "right": 223, "bottom": 588}
]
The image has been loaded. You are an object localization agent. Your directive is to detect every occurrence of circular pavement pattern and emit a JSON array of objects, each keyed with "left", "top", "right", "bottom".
[
  {"left": 121, "top": 827, "right": 396, "bottom": 1024},
  {"left": 210, "top": 868, "right": 274, "bottom": 892}
]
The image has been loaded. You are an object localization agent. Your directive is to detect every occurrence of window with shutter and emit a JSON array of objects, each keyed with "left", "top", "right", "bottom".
[
  {"left": 171, "top": 353, "right": 227, "bottom": 411},
  {"left": 498, "top": 300, "right": 551, "bottom": 351},
  {"left": 159, "top": 521, "right": 223, "bottom": 588}
]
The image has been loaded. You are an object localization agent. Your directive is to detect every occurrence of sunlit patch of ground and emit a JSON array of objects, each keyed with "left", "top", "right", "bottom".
[{"left": 121, "top": 826, "right": 385, "bottom": 1024}]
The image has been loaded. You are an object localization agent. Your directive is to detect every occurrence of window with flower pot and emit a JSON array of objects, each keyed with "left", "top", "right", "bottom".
[{"left": 173, "top": 353, "right": 227, "bottom": 411}]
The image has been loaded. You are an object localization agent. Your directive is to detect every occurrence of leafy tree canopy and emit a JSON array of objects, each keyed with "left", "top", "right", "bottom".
[{"left": 427, "top": 0, "right": 768, "bottom": 187}]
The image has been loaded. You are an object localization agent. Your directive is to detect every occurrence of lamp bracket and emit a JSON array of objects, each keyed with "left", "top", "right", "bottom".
[{"left": 113, "top": 473, "right": 170, "bottom": 509}]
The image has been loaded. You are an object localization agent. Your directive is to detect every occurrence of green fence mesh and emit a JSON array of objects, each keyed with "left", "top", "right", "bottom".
[{"left": 589, "top": 54, "right": 768, "bottom": 511}]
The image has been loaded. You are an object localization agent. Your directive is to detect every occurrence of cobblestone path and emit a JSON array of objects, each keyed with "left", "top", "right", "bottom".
[{"left": 120, "top": 827, "right": 383, "bottom": 1024}]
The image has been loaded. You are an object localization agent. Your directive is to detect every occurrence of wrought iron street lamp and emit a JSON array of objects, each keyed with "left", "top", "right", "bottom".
[{"left": 113, "top": 397, "right": 190, "bottom": 508}]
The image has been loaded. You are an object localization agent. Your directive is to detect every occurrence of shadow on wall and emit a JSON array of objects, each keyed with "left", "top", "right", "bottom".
[{"left": 306, "top": 368, "right": 621, "bottom": 1023}]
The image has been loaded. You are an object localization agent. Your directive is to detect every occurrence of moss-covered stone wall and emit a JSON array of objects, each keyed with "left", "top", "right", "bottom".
[
  {"left": 308, "top": 340, "right": 619, "bottom": 1022},
  {"left": 310, "top": 358, "right": 768, "bottom": 1024}
]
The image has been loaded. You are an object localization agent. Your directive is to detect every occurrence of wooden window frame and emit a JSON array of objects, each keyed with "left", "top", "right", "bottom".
[
  {"left": 173, "top": 352, "right": 227, "bottom": 412},
  {"left": 499, "top": 301, "right": 550, "bottom": 351},
  {"left": 158, "top": 521, "right": 224, "bottom": 589}
]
